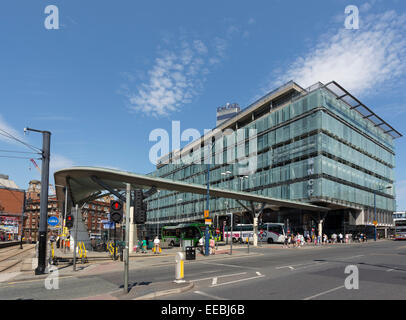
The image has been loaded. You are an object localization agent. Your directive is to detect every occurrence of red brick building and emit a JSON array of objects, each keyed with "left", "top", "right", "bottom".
[
  {"left": 0, "top": 174, "right": 25, "bottom": 241},
  {"left": 24, "top": 180, "right": 111, "bottom": 242}
]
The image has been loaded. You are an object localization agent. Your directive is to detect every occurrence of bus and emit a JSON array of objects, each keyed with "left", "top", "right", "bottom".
[
  {"left": 161, "top": 226, "right": 180, "bottom": 247},
  {"left": 394, "top": 218, "right": 406, "bottom": 240},
  {"left": 224, "top": 224, "right": 254, "bottom": 243},
  {"left": 259, "top": 223, "right": 286, "bottom": 243},
  {"left": 224, "top": 223, "right": 286, "bottom": 244},
  {"left": 162, "top": 223, "right": 215, "bottom": 247}
]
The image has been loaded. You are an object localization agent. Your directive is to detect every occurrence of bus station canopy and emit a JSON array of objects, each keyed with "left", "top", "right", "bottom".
[{"left": 54, "top": 167, "right": 329, "bottom": 213}]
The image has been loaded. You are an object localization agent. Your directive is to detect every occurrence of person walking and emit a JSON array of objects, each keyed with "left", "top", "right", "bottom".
[
  {"left": 153, "top": 236, "right": 161, "bottom": 254},
  {"left": 339, "top": 233, "right": 343, "bottom": 243},
  {"left": 142, "top": 238, "right": 147, "bottom": 253}
]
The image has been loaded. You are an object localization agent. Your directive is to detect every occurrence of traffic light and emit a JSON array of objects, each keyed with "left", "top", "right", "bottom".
[
  {"left": 133, "top": 189, "right": 147, "bottom": 224},
  {"left": 66, "top": 214, "right": 74, "bottom": 229},
  {"left": 110, "top": 200, "right": 123, "bottom": 223}
]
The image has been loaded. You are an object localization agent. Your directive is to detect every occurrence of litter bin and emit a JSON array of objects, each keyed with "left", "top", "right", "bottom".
[{"left": 185, "top": 246, "right": 196, "bottom": 260}]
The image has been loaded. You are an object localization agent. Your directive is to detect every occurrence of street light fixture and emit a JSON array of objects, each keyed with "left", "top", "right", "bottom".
[
  {"left": 25, "top": 127, "right": 51, "bottom": 275},
  {"left": 156, "top": 190, "right": 160, "bottom": 237},
  {"left": 374, "top": 185, "right": 392, "bottom": 241}
]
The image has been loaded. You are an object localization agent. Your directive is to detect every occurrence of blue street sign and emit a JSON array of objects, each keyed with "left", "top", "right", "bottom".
[{"left": 47, "top": 216, "right": 59, "bottom": 226}]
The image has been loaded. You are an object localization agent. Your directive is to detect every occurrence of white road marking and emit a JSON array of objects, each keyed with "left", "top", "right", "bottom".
[
  {"left": 194, "top": 290, "right": 228, "bottom": 300},
  {"left": 210, "top": 274, "right": 265, "bottom": 287},
  {"left": 200, "top": 261, "right": 257, "bottom": 270},
  {"left": 212, "top": 277, "right": 218, "bottom": 285},
  {"left": 386, "top": 269, "right": 395, "bottom": 272},
  {"left": 340, "top": 255, "right": 364, "bottom": 260},
  {"left": 303, "top": 285, "right": 345, "bottom": 300},
  {"left": 276, "top": 262, "right": 323, "bottom": 270},
  {"left": 256, "top": 272, "right": 262, "bottom": 276},
  {"left": 190, "top": 272, "right": 247, "bottom": 282}
]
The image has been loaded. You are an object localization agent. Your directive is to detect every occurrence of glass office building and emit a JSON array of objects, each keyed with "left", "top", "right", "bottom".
[{"left": 144, "top": 81, "right": 401, "bottom": 237}]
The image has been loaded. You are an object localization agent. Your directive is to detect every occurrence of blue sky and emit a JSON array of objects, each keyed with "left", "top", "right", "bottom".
[{"left": 0, "top": 0, "right": 405, "bottom": 210}]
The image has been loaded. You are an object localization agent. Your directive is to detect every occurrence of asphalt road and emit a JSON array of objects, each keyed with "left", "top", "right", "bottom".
[{"left": 0, "top": 240, "right": 405, "bottom": 300}]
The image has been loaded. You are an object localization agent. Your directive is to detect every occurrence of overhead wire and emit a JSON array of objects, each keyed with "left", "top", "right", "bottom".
[{"left": 0, "top": 129, "right": 42, "bottom": 153}]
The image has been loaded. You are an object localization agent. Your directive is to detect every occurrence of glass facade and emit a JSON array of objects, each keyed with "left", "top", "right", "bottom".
[{"left": 145, "top": 83, "right": 398, "bottom": 235}]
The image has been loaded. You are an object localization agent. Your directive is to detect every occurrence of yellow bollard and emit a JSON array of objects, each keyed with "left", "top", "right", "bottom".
[{"left": 174, "top": 252, "right": 185, "bottom": 283}]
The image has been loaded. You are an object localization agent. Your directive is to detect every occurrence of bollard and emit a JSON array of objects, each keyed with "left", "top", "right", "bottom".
[{"left": 174, "top": 252, "right": 186, "bottom": 283}]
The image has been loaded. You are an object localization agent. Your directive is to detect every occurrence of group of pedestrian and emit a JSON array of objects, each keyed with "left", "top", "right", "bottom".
[
  {"left": 197, "top": 236, "right": 216, "bottom": 255},
  {"left": 284, "top": 233, "right": 305, "bottom": 248},
  {"left": 283, "top": 231, "right": 368, "bottom": 248},
  {"left": 136, "top": 236, "right": 161, "bottom": 254}
]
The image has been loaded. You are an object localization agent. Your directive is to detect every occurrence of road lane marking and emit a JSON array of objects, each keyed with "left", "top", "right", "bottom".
[
  {"left": 303, "top": 285, "right": 345, "bottom": 300},
  {"left": 194, "top": 290, "right": 228, "bottom": 300},
  {"left": 276, "top": 261, "right": 324, "bottom": 270},
  {"left": 256, "top": 272, "right": 262, "bottom": 276},
  {"left": 339, "top": 255, "right": 364, "bottom": 260},
  {"left": 293, "top": 262, "right": 328, "bottom": 270},
  {"left": 199, "top": 261, "right": 257, "bottom": 270},
  {"left": 210, "top": 274, "right": 265, "bottom": 287},
  {"left": 190, "top": 272, "right": 247, "bottom": 282},
  {"left": 386, "top": 269, "right": 395, "bottom": 272},
  {"left": 212, "top": 277, "right": 218, "bottom": 285}
]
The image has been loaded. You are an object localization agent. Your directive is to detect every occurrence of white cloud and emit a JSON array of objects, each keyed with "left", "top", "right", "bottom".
[
  {"left": 0, "top": 115, "right": 24, "bottom": 144},
  {"left": 50, "top": 154, "right": 75, "bottom": 172},
  {"left": 122, "top": 37, "right": 226, "bottom": 117},
  {"left": 270, "top": 9, "right": 406, "bottom": 97}
]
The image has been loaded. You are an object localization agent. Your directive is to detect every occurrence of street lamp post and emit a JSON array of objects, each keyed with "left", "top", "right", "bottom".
[
  {"left": 205, "top": 141, "right": 217, "bottom": 256},
  {"left": 156, "top": 190, "right": 160, "bottom": 237},
  {"left": 25, "top": 127, "right": 51, "bottom": 275},
  {"left": 373, "top": 185, "right": 392, "bottom": 241}
]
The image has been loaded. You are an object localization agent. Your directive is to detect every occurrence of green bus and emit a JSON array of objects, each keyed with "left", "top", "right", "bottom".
[
  {"left": 161, "top": 225, "right": 181, "bottom": 247},
  {"left": 162, "top": 223, "right": 216, "bottom": 247}
]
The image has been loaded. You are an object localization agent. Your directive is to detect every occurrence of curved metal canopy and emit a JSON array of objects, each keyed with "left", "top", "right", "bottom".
[{"left": 54, "top": 166, "right": 329, "bottom": 212}]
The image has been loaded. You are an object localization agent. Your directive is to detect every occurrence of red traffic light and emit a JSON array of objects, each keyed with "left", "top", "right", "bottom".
[{"left": 111, "top": 201, "right": 122, "bottom": 211}]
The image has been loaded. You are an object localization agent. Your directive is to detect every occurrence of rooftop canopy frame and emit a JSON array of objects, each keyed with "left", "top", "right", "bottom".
[{"left": 323, "top": 81, "right": 402, "bottom": 139}]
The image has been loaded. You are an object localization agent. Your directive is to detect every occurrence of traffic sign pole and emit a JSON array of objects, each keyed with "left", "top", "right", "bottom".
[
  {"left": 124, "top": 183, "right": 131, "bottom": 293},
  {"left": 73, "top": 205, "right": 78, "bottom": 271}
]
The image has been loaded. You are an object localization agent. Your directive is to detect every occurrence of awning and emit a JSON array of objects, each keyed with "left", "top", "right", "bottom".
[{"left": 54, "top": 167, "right": 329, "bottom": 213}]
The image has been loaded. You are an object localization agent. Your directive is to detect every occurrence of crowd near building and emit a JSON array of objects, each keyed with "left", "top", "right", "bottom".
[{"left": 144, "top": 81, "right": 401, "bottom": 240}]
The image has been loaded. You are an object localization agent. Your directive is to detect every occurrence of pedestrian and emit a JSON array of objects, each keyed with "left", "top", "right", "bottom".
[
  {"left": 284, "top": 235, "right": 289, "bottom": 248},
  {"left": 153, "top": 236, "right": 161, "bottom": 254},
  {"left": 323, "top": 234, "right": 328, "bottom": 245},
  {"left": 209, "top": 238, "right": 216, "bottom": 255},
  {"left": 339, "top": 233, "right": 343, "bottom": 243},
  {"left": 142, "top": 238, "right": 147, "bottom": 253},
  {"left": 198, "top": 236, "right": 204, "bottom": 254}
]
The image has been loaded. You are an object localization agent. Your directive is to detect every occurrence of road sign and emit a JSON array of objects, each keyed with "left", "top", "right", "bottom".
[
  {"left": 216, "top": 228, "right": 220, "bottom": 234},
  {"left": 373, "top": 220, "right": 378, "bottom": 226},
  {"left": 205, "top": 218, "right": 212, "bottom": 225},
  {"left": 204, "top": 210, "right": 209, "bottom": 218},
  {"left": 47, "top": 216, "right": 59, "bottom": 226}
]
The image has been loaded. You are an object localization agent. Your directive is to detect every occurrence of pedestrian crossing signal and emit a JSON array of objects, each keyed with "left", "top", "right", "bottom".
[
  {"left": 66, "top": 214, "right": 74, "bottom": 229},
  {"left": 110, "top": 200, "right": 123, "bottom": 223}
]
